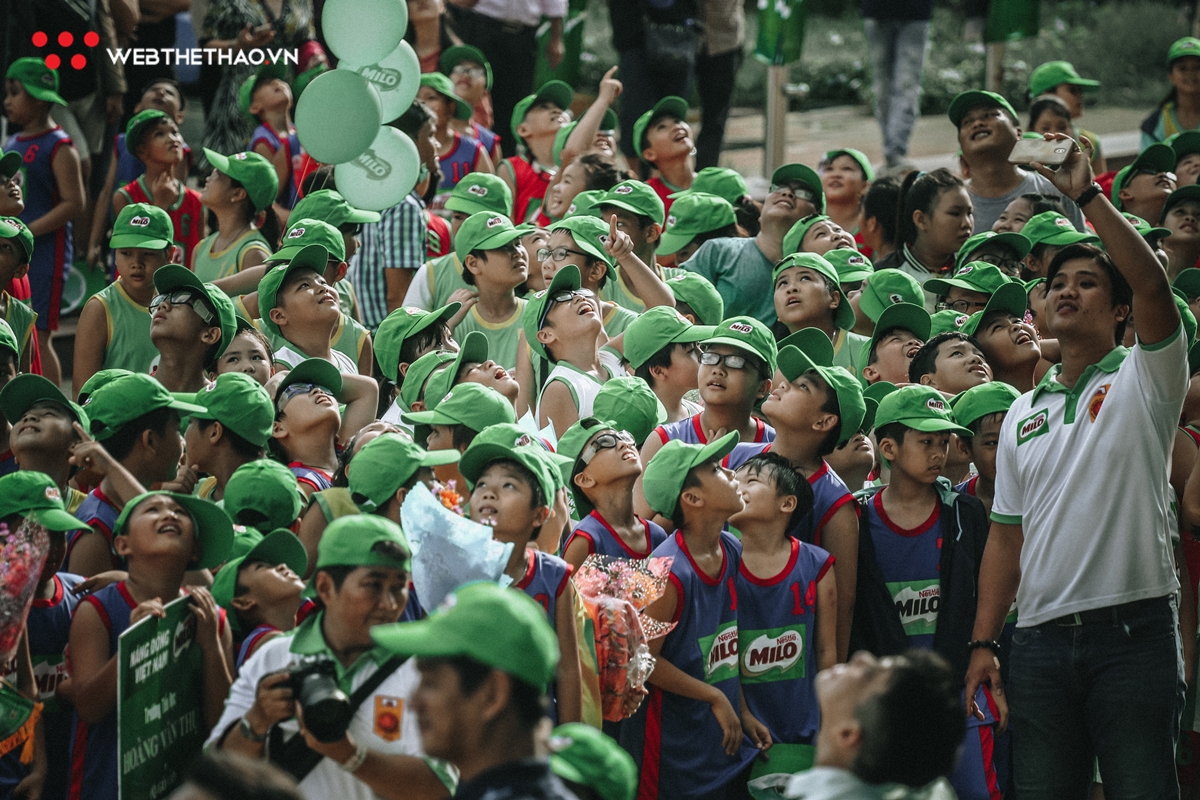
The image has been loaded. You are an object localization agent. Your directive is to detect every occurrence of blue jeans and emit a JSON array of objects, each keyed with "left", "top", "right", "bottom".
[
  {"left": 862, "top": 18, "right": 930, "bottom": 166},
  {"left": 1007, "top": 596, "right": 1185, "bottom": 800}
]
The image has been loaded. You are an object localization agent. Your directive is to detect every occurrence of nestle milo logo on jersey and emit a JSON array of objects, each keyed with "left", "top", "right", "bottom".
[
  {"left": 887, "top": 580, "right": 939, "bottom": 637},
  {"left": 699, "top": 622, "right": 739, "bottom": 684},
  {"left": 355, "top": 148, "right": 391, "bottom": 180},
  {"left": 357, "top": 64, "right": 402, "bottom": 89},
  {"left": 740, "top": 625, "right": 807, "bottom": 683},
  {"left": 1017, "top": 409, "right": 1049, "bottom": 445}
]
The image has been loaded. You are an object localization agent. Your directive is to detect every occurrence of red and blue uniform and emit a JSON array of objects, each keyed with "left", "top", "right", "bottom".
[
  {"left": 629, "top": 530, "right": 757, "bottom": 800},
  {"left": 736, "top": 539, "right": 831, "bottom": 747},
  {"left": 0, "top": 449, "right": 15, "bottom": 478},
  {"left": 250, "top": 123, "right": 302, "bottom": 209},
  {"left": 565, "top": 511, "right": 668, "bottom": 561},
  {"left": 71, "top": 488, "right": 123, "bottom": 571},
  {"left": 516, "top": 549, "right": 572, "bottom": 724},
  {"left": 471, "top": 122, "right": 500, "bottom": 158},
  {"left": 432, "top": 133, "right": 487, "bottom": 215},
  {"left": 726, "top": 449, "right": 855, "bottom": 546},
  {"left": 289, "top": 462, "right": 333, "bottom": 494},
  {"left": 5, "top": 127, "right": 73, "bottom": 331},
  {"left": 654, "top": 414, "right": 774, "bottom": 450},
  {"left": 236, "top": 623, "right": 279, "bottom": 671},
  {"left": 504, "top": 155, "right": 552, "bottom": 224}
]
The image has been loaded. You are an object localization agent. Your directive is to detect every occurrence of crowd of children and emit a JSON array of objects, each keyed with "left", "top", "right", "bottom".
[{"left": 2, "top": 25, "right": 1200, "bottom": 800}]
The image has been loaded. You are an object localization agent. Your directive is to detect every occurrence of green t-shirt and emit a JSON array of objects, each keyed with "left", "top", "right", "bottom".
[
  {"left": 832, "top": 330, "right": 870, "bottom": 379},
  {"left": 428, "top": 254, "right": 470, "bottom": 310},
  {"left": 602, "top": 303, "right": 639, "bottom": 337}
]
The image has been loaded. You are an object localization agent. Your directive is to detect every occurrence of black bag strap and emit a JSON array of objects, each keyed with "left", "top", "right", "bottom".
[{"left": 268, "top": 656, "right": 408, "bottom": 783}]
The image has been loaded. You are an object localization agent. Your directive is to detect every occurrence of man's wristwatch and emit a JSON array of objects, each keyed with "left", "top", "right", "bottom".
[
  {"left": 340, "top": 742, "right": 369, "bottom": 774},
  {"left": 239, "top": 714, "right": 269, "bottom": 743},
  {"left": 1075, "top": 182, "right": 1104, "bottom": 208}
]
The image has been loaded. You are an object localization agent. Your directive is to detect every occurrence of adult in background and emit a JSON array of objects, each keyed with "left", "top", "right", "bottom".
[
  {"left": 446, "top": 0, "right": 564, "bottom": 159},
  {"left": 862, "top": 0, "right": 931, "bottom": 174},
  {"left": 693, "top": 0, "right": 742, "bottom": 169},
  {"left": 967, "top": 133, "right": 1187, "bottom": 799}
]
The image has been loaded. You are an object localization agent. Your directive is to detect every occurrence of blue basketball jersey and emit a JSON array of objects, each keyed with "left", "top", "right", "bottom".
[
  {"left": 654, "top": 414, "right": 774, "bottom": 450},
  {"left": 0, "top": 449, "right": 15, "bottom": 478},
  {"left": 864, "top": 489, "right": 943, "bottom": 650},
  {"left": 289, "top": 462, "right": 333, "bottom": 494},
  {"left": 432, "top": 133, "right": 486, "bottom": 214},
  {"left": 736, "top": 539, "right": 832, "bottom": 746},
  {"left": 516, "top": 549, "right": 572, "bottom": 723},
  {"left": 250, "top": 123, "right": 301, "bottom": 209},
  {"left": 565, "top": 511, "right": 668, "bottom": 561},
  {"left": 726, "top": 449, "right": 856, "bottom": 547},
  {"left": 70, "top": 488, "right": 123, "bottom": 571}
]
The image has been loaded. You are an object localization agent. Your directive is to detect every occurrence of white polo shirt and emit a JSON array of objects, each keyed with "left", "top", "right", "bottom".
[{"left": 991, "top": 326, "right": 1187, "bottom": 627}]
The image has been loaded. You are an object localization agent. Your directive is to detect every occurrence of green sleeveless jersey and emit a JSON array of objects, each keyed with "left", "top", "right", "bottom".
[
  {"left": 1, "top": 291, "right": 36, "bottom": 363},
  {"left": 601, "top": 303, "right": 638, "bottom": 337},
  {"left": 192, "top": 229, "right": 271, "bottom": 285},
  {"left": 427, "top": 254, "right": 470, "bottom": 310},
  {"left": 832, "top": 329, "right": 870, "bottom": 379},
  {"left": 94, "top": 280, "right": 159, "bottom": 373},
  {"left": 335, "top": 278, "right": 361, "bottom": 322},
  {"left": 453, "top": 299, "right": 527, "bottom": 371}
]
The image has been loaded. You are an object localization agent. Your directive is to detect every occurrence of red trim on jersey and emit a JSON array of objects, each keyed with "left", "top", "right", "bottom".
[
  {"left": 1182, "top": 425, "right": 1200, "bottom": 448},
  {"left": 81, "top": 594, "right": 112, "bottom": 635},
  {"left": 690, "top": 414, "right": 707, "bottom": 443},
  {"left": 515, "top": 548, "right": 537, "bottom": 590},
  {"left": 738, "top": 537, "right": 799, "bottom": 587},
  {"left": 673, "top": 530, "right": 724, "bottom": 586},
  {"left": 815, "top": 494, "right": 855, "bottom": 547},
  {"left": 963, "top": 475, "right": 979, "bottom": 496},
  {"left": 67, "top": 718, "right": 89, "bottom": 800},
  {"left": 667, "top": 572, "right": 685, "bottom": 625},
  {"left": 33, "top": 574, "right": 64, "bottom": 608},
  {"left": 752, "top": 417, "right": 768, "bottom": 443},
  {"left": 815, "top": 553, "right": 835, "bottom": 583},
  {"left": 655, "top": 426, "right": 669, "bottom": 445},
  {"left": 873, "top": 490, "right": 941, "bottom": 537},
  {"left": 16, "top": 125, "right": 65, "bottom": 142},
  {"left": 564, "top": 529, "right": 596, "bottom": 557},
  {"left": 587, "top": 510, "right": 657, "bottom": 559},
  {"left": 636, "top": 687, "right": 664, "bottom": 800},
  {"left": 978, "top": 724, "right": 1002, "bottom": 800},
  {"left": 555, "top": 564, "right": 573, "bottom": 598},
  {"left": 116, "top": 581, "right": 138, "bottom": 609}
]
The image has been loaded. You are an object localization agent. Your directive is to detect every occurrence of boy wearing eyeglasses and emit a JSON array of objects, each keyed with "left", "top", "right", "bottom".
[
  {"left": 453, "top": 212, "right": 530, "bottom": 370},
  {"left": 73, "top": 203, "right": 176, "bottom": 393},
  {"left": 954, "top": 230, "right": 1031, "bottom": 281},
  {"left": 149, "top": 264, "right": 238, "bottom": 394},
  {"left": 924, "top": 262, "right": 1017, "bottom": 319}
]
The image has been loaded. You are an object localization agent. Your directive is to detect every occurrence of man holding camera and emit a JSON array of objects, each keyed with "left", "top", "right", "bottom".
[{"left": 207, "top": 517, "right": 455, "bottom": 800}]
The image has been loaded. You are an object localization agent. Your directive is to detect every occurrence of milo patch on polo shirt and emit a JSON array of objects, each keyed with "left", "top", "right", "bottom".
[
  {"left": 739, "top": 624, "right": 809, "bottom": 683},
  {"left": 887, "top": 580, "right": 939, "bottom": 638},
  {"left": 700, "top": 621, "right": 739, "bottom": 684},
  {"left": 1016, "top": 409, "right": 1050, "bottom": 445}
]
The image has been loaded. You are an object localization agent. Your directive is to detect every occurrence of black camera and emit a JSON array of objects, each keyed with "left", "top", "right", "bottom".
[{"left": 284, "top": 655, "right": 353, "bottom": 743}]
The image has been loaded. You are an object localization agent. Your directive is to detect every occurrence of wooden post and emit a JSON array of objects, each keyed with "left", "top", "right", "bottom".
[{"left": 764, "top": 65, "right": 788, "bottom": 176}]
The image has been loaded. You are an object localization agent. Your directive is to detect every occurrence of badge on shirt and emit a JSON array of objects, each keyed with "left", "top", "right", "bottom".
[
  {"left": 1016, "top": 409, "right": 1049, "bottom": 445},
  {"left": 374, "top": 696, "right": 403, "bottom": 742},
  {"left": 1088, "top": 384, "right": 1111, "bottom": 422}
]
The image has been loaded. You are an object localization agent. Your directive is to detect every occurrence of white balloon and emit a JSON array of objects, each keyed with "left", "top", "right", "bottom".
[
  {"left": 322, "top": 0, "right": 407, "bottom": 65},
  {"left": 339, "top": 40, "right": 422, "bottom": 124},
  {"left": 334, "top": 126, "right": 421, "bottom": 211},
  {"left": 294, "top": 69, "right": 382, "bottom": 164}
]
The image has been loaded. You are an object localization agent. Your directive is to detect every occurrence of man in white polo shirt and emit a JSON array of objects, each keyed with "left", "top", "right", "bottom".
[{"left": 965, "top": 133, "right": 1187, "bottom": 800}]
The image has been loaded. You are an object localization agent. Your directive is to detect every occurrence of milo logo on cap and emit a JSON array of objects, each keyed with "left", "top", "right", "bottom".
[
  {"left": 1017, "top": 409, "right": 1049, "bottom": 445},
  {"left": 888, "top": 293, "right": 904, "bottom": 303},
  {"left": 1055, "top": 217, "right": 1071, "bottom": 228},
  {"left": 956, "top": 265, "right": 973, "bottom": 276},
  {"left": 287, "top": 227, "right": 306, "bottom": 239},
  {"left": 40, "top": 73, "right": 53, "bottom": 86},
  {"left": 598, "top": 234, "right": 610, "bottom": 245},
  {"left": 468, "top": 185, "right": 489, "bottom": 197},
  {"left": 234, "top": 153, "right": 248, "bottom": 161},
  {"left": 130, "top": 215, "right": 150, "bottom": 228},
  {"left": 847, "top": 255, "right": 865, "bottom": 265},
  {"left": 513, "top": 434, "right": 534, "bottom": 447},
  {"left": 358, "top": 65, "right": 402, "bottom": 90},
  {"left": 614, "top": 185, "right": 634, "bottom": 195},
  {"left": 441, "top": 391, "right": 454, "bottom": 405},
  {"left": 666, "top": 214, "right": 677, "bottom": 227},
  {"left": 566, "top": 203, "right": 577, "bottom": 214},
  {"left": 486, "top": 216, "right": 505, "bottom": 228},
  {"left": 355, "top": 148, "right": 391, "bottom": 180},
  {"left": 926, "top": 397, "right": 947, "bottom": 412},
  {"left": 954, "top": 314, "right": 969, "bottom": 327},
  {"left": 43, "top": 486, "right": 60, "bottom": 502},
  {"left": 728, "top": 322, "right": 754, "bottom": 334},
  {"left": 1184, "top": 41, "right": 1199, "bottom": 50}
]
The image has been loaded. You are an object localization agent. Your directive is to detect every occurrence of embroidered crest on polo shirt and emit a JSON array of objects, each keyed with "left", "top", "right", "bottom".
[{"left": 1088, "top": 384, "right": 1111, "bottom": 422}]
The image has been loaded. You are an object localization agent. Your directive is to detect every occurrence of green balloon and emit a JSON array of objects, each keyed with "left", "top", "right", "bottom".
[
  {"left": 323, "top": 0, "right": 408, "bottom": 64},
  {"left": 340, "top": 40, "right": 422, "bottom": 124},
  {"left": 333, "top": 126, "right": 420, "bottom": 211},
  {"left": 295, "top": 69, "right": 382, "bottom": 165}
]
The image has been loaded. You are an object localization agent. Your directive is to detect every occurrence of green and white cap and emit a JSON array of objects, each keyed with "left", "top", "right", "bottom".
[
  {"left": 0, "top": 217, "right": 34, "bottom": 264},
  {"left": 624, "top": 306, "right": 715, "bottom": 370},
  {"left": 1020, "top": 211, "right": 1099, "bottom": 248},
  {"left": 564, "top": 190, "right": 606, "bottom": 219},
  {"left": 666, "top": 273, "right": 723, "bottom": 325},
  {"left": 772, "top": 252, "right": 857, "bottom": 332},
  {"left": 1112, "top": 143, "right": 1176, "bottom": 210},
  {"left": 421, "top": 330, "right": 490, "bottom": 408},
  {"left": 657, "top": 193, "right": 736, "bottom": 256},
  {"left": 670, "top": 167, "right": 748, "bottom": 205},
  {"left": 109, "top": 203, "right": 174, "bottom": 250},
  {"left": 549, "top": 216, "right": 616, "bottom": 273},
  {"left": 0, "top": 373, "right": 88, "bottom": 429},
  {"left": 959, "top": 282, "right": 1029, "bottom": 337},
  {"left": 440, "top": 44, "right": 492, "bottom": 89},
  {"left": 929, "top": 309, "right": 971, "bottom": 336},
  {"left": 706, "top": 316, "right": 778, "bottom": 375},
  {"left": 947, "top": 89, "right": 1017, "bottom": 128},
  {"left": 458, "top": 424, "right": 561, "bottom": 504},
  {"left": 824, "top": 248, "right": 873, "bottom": 284},
  {"left": 522, "top": 264, "right": 584, "bottom": 361},
  {"left": 402, "top": 382, "right": 516, "bottom": 435},
  {"left": 924, "top": 262, "right": 1014, "bottom": 298},
  {"left": 633, "top": 96, "right": 689, "bottom": 161},
  {"left": 125, "top": 109, "right": 171, "bottom": 156},
  {"left": 550, "top": 723, "right": 637, "bottom": 800},
  {"left": 856, "top": 303, "right": 931, "bottom": 382},
  {"left": 949, "top": 381, "right": 1021, "bottom": 432},
  {"left": 444, "top": 173, "right": 512, "bottom": 217},
  {"left": 455, "top": 211, "right": 524, "bottom": 263},
  {"left": 399, "top": 350, "right": 457, "bottom": 412},
  {"left": 592, "top": 377, "right": 667, "bottom": 449},
  {"left": 859, "top": 269, "right": 924, "bottom": 323},
  {"left": 1028, "top": 61, "right": 1099, "bottom": 96},
  {"left": 189, "top": 372, "right": 274, "bottom": 447},
  {"left": 511, "top": 80, "right": 574, "bottom": 146},
  {"left": 84, "top": 373, "right": 206, "bottom": 441},
  {"left": 374, "top": 304, "right": 462, "bottom": 382},
  {"left": 257, "top": 244, "right": 331, "bottom": 337},
  {"left": 781, "top": 214, "right": 831, "bottom": 257},
  {"left": 223, "top": 459, "right": 304, "bottom": 534},
  {"left": 420, "top": 72, "right": 473, "bottom": 121},
  {"left": 5, "top": 58, "right": 65, "bottom": 105},
  {"left": 592, "top": 180, "right": 665, "bottom": 226},
  {"left": 348, "top": 433, "right": 460, "bottom": 512},
  {"left": 1121, "top": 211, "right": 1171, "bottom": 241},
  {"left": 153, "top": 263, "right": 239, "bottom": 360},
  {"left": 771, "top": 164, "right": 825, "bottom": 214},
  {"left": 0, "top": 472, "right": 90, "bottom": 533},
  {"left": 1162, "top": 184, "right": 1200, "bottom": 222},
  {"left": 777, "top": 327, "right": 834, "bottom": 367},
  {"left": 824, "top": 148, "right": 875, "bottom": 181},
  {"left": 873, "top": 385, "right": 970, "bottom": 435},
  {"left": 237, "top": 63, "right": 289, "bottom": 118},
  {"left": 1170, "top": 37, "right": 1200, "bottom": 64},
  {"left": 642, "top": 432, "right": 737, "bottom": 518},
  {"left": 275, "top": 357, "right": 343, "bottom": 404},
  {"left": 778, "top": 346, "right": 866, "bottom": 446},
  {"left": 202, "top": 148, "right": 280, "bottom": 212},
  {"left": 268, "top": 219, "right": 346, "bottom": 263},
  {"left": 290, "top": 189, "right": 381, "bottom": 226},
  {"left": 954, "top": 230, "right": 1032, "bottom": 272},
  {"left": 211, "top": 529, "right": 308, "bottom": 629},
  {"left": 304, "top": 516, "right": 412, "bottom": 598}
]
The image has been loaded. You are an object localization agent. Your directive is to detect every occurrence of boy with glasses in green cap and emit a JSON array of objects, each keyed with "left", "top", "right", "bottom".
[
  {"left": 625, "top": 306, "right": 713, "bottom": 423},
  {"left": 452, "top": 212, "right": 531, "bottom": 370},
  {"left": 0, "top": 217, "right": 35, "bottom": 373},
  {"left": 459, "top": 428, "right": 582, "bottom": 723},
  {"left": 772, "top": 252, "right": 869, "bottom": 376},
  {"left": 72, "top": 202, "right": 176, "bottom": 392},
  {"left": 954, "top": 230, "right": 1032, "bottom": 280},
  {"left": 633, "top": 97, "right": 696, "bottom": 212},
  {"left": 185, "top": 372, "right": 275, "bottom": 501},
  {"left": 925, "top": 261, "right": 1016, "bottom": 317},
  {"left": 851, "top": 385, "right": 997, "bottom": 800},
  {"left": 150, "top": 263, "right": 239, "bottom": 394}
]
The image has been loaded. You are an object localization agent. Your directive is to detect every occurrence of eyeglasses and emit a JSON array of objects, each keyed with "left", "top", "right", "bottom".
[
  {"left": 538, "top": 287, "right": 595, "bottom": 329},
  {"left": 450, "top": 65, "right": 487, "bottom": 79},
  {"left": 537, "top": 246, "right": 592, "bottom": 263},
  {"left": 149, "top": 290, "right": 215, "bottom": 324},
  {"left": 972, "top": 253, "right": 1023, "bottom": 274},
  {"left": 580, "top": 430, "right": 636, "bottom": 465},
  {"left": 769, "top": 182, "right": 815, "bottom": 202},
  {"left": 935, "top": 299, "right": 989, "bottom": 313},
  {"left": 699, "top": 351, "right": 760, "bottom": 372},
  {"left": 277, "top": 382, "right": 334, "bottom": 410},
  {"left": 1134, "top": 168, "right": 1177, "bottom": 183}
]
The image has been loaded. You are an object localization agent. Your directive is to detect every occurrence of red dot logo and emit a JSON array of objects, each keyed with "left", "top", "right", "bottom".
[
  {"left": 44, "top": 54, "right": 61, "bottom": 70},
  {"left": 71, "top": 54, "right": 86, "bottom": 70},
  {"left": 84, "top": 32, "right": 100, "bottom": 47},
  {"left": 57, "top": 32, "right": 73, "bottom": 48},
  {"left": 31, "top": 29, "right": 96, "bottom": 71},
  {"left": 31, "top": 32, "right": 47, "bottom": 48}
]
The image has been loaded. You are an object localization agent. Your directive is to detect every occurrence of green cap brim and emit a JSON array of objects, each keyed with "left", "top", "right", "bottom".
[{"left": 30, "top": 506, "right": 92, "bottom": 533}]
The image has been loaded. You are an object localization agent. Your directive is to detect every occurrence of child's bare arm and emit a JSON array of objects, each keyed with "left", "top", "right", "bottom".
[
  {"left": 602, "top": 214, "right": 674, "bottom": 309},
  {"left": 70, "top": 423, "right": 148, "bottom": 506},
  {"left": 821, "top": 505, "right": 858, "bottom": 663},
  {"left": 553, "top": 582, "right": 583, "bottom": 723},
  {"left": 191, "top": 588, "right": 234, "bottom": 730},
  {"left": 29, "top": 145, "right": 85, "bottom": 238},
  {"left": 297, "top": 502, "right": 327, "bottom": 578},
  {"left": 211, "top": 263, "right": 270, "bottom": 296},
  {"left": 738, "top": 685, "right": 771, "bottom": 752},
  {"left": 357, "top": 334, "right": 375, "bottom": 377},
  {"left": 67, "top": 600, "right": 121, "bottom": 723},
  {"left": 338, "top": 372, "right": 380, "bottom": 443},
  {"left": 514, "top": 329, "right": 533, "bottom": 420},
  {"left": 537, "top": 380, "right": 578, "bottom": 439},
  {"left": 474, "top": 147, "right": 494, "bottom": 175},
  {"left": 562, "top": 533, "right": 593, "bottom": 573},
  {"left": 112, "top": 187, "right": 129, "bottom": 216},
  {"left": 72, "top": 298, "right": 110, "bottom": 400},
  {"left": 814, "top": 563, "right": 838, "bottom": 672},
  {"left": 559, "top": 67, "right": 621, "bottom": 169}
]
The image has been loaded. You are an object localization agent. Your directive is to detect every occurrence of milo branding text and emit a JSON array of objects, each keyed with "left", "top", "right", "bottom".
[
  {"left": 1017, "top": 409, "right": 1049, "bottom": 445},
  {"left": 739, "top": 625, "right": 808, "bottom": 683},
  {"left": 354, "top": 148, "right": 391, "bottom": 180},
  {"left": 700, "top": 622, "right": 739, "bottom": 684}
]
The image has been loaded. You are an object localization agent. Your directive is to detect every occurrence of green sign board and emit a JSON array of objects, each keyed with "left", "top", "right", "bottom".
[{"left": 117, "top": 595, "right": 207, "bottom": 800}]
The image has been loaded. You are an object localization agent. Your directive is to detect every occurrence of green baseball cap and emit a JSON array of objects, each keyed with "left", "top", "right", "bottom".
[
  {"left": 960, "top": 282, "right": 1029, "bottom": 337},
  {"left": 858, "top": 269, "right": 925, "bottom": 323},
  {"left": 257, "top": 244, "right": 331, "bottom": 337},
  {"left": 202, "top": 148, "right": 280, "bottom": 213},
  {"left": 84, "top": 373, "right": 206, "bottom": 441},
  {"left": 565, "top": 190, "right": 606, "bottom": 219},
  {"left": 924, "top": 262, "right": 1014, "bottom": 298},
  {"left": 109, "top": 202, "right": 174, "bottom": 250},
  {"left": 189, "top": 372, "right": 274, "bottom": 447},
  {"left": 0, "top": 217, "right": 33, "bottom": 264},
  {"left": 455, "top": 211, "right": 525, "bottom": 263},
  {"left": 551, "top": 111, "right": 619, "bottom": 167},
  {"left": 402, "top": 381, "right": 516, "bottom": 433},
  {"left": 1176, "top": 268, "right": 1200, "bottom": 300},
  {"left": 512, "top": 80, "right": 574, "bottom": 145},
  {"left": 114, "top": 491, "right": 234, "bottom": 570},
  {"left": 420, "top": 72, "right": 473, "bottom": 121},
  {"left": 593, "top": 377, "right": 667, "bottom": 447},
  {"left": 705, "top": 316, "right": 778, "bottom": 375},
  {"left": 550, "top": 216, "right": 616, "bottom": 272},
  {"left": 6, "top": 58, "right": 66, "bottom": 105},
  {"left": 671, "top": 167, "right": 749, "bottom": 205},
  {"left": 633, "top": 96, "right": 689, "bottom": 159},
  {"left": 557, "top": 417, "right": 621, "bottom": 515},
  {"left": 1020, "top": 211, "right": 1099, "bottom": 248},
  {"left": 373, "top": 580, "right": 559, "bottom": 690},
  {"left": 421, "top": 330, "right": 489, "bottom": 408},
  {"left": 0, "top": 471, "right": 90, "bottom": 532},
  {"left": 223, "top": 459, "right": 304, "bottom": 533},
  {"left": 0, "top": 318, "right": 16, "bottom": 362},
  {"left": 777, "top": 346, "right": 866, "bottom": 446},
  {"left": 440, "top": 44, "right": 492, "bottom": 89},
  {"left": 778, "top": 327, "right": 834, "bottom": 367},
  {"left": 949, "top": 381, "right": 1021, "bottom": 432},
  {"left": 642, "top": 432, "right": 738, "bottom": 518},
  {"left": 550, "top": 723, "right": 637, "bottom": 800},
  {"left": 1170, "top": 37, "right": 1200, "bottom": 64},
  {"left": 1121, "top": 211, "right": 1172, "bottom": 241},
  {"left": 624, "top": 306, "right": 715, "bottom": 370},
  {"left": 522, "top": 264, "right": 584, "bottom": 361},
  {"left": 929, "top": 309, "right": 971, "bottom": 336},
  {"left": 269, "top": 219, "right": 346, "bottom": 263},
  {"left": 348, "top": 433, "right": 460, "bottom": 512},
  {"left": 667, "top": 273, "right": 723, "bottom": 325},
  {"left": 375, "top": 304, "right": 461, "bottom": 383},
  {"left": 1168, "top": 130, "right": 1200, "bottom": 161},
  {"left": 947, "top": 90, "right": 1018, "bottom": 128},
  {"left": 290, "top": 189, "right": 381, "bottom": 226},
  {"left": 0, "top": 373, "right": 88, "bottom": 429},
  {"left": 771, "top": 164, "right": 825, "bottom": 214},
  {"left": 657, "top": 193, "right": 736, "bottom": 256},
  {"left": 459, "top": 424, "right": 560, "bottom": 504},
  {"left": 305, "top": 516, "right": 412, "bottom": 597},
  {"left": 153, "top": 263, "right": 238, "bottom": 360},
  {"left": 76, "top": 369, "right": 133, "bottom": 405},
  {"left": 773, "top": 252, "right": 857, "bottom": 332},
  {"left": 399, "top": 350, "right": 457, "bottom": 411},
  {"left": 211, "top": 529, "right": 308, "bottom": 626},
  {"left": 856, "top": 302, "right": 932, "bottom": 381},
  {"left": 781, "top": 214, "right": 832, "bottom": 257},
  {"left": 824, "top": 148, "right": 875, "bottom": 182},
  {"left": 125, "top": 109, "right": 173, "bottom": 157},
  {"left": 1162, "top": 184, "right": 1200, "bottom": 223},
  {"left": 276, "top": 357, "right": 343, "bottom": 404},
  {"left": 825, "top": 248, "right": 873, "bottom": 284},
  {"left": 293, "top": 63, "right": 328, "bottom": 101},
  {"left": 593, "top": 180, "right": 666, "bottom": 226},
  {"left": 874, "top": 385, "right": 970, "bottom": 435},
  {"left": 238, "top": 62, "right": 290, "bottom": 118},
  {"left": 1029, "top": 61, "right": 1099, "bottom": 97},
  {"left": 864, "top": 380, "right": 898, "bottom": 404},
  {"left": 444, "top": 173, "right": 513, "bottom": 217},
  {"left": 955, "top": 230, "right": 1032, "bottom": 272},
  {"left": 1112, "top": 143, "right": 1176, "bottom": 210}
]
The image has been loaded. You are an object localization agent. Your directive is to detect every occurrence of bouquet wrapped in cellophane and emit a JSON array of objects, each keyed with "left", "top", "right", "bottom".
[{"left": 572, "top": 555, "right": 675, "bottom": 721}]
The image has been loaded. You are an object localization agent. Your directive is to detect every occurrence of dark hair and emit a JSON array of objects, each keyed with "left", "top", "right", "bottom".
[
  {"left": 671, "top": 463, "right": 708, "bottom": 530},
  {"left": 482, "top": 458, "right": 548, "bottom": 509},
  {"left": 182, "top": 752, "right": 302, "bottom": 800},
  {"left": 300, "top": 165, "right": 336, "bottom": 196},
  {"left": 462, "top": 250, "right": 485, "bottom": 286},
  {"left": 1045, "top": 243, "right": 1133, "bottom": 344},
  {"left": 195, "top": 417, "right": 266, "bottom": 461},
  {"left": 852, "top": 650, "right": 966, "bottom": 787},
  {"left": 738, "top": 452, "right": 815, "bottom": 532},
  {"left": 140, "top": 77, "right": 186, "bottom": 111},
  {"left": 686, "top": 222, "right": 741, "bottom": 255},
  {"left": 450, "top": 423, "right": 478, "bottom": 450},
  {"left": 221, "top": 325, "right": 275, "bottom": 371},
  {"left": 440, "top": 655, "right": 547, "bottom": 731},
  {"left": 315, "top": 540, "right": 411, "bottom": 597},
  {"left": 104, "top": 407, "right": 176, "bottom": 462},
  {"left": 398, "top": 328, "right": 452, "bottom": 383},
  {"left": 815, "top": 372, "right": 843, "bottom": 457},
  {"left": 863, "top": 176, "right": 902, "bottom": 248},
  {"left": 895, "top": 169, "right": 964, "bottom": 247},
  {"left": 233, "top": 507, "right": 273, "bottom": 533},
  {"left": 393, "top": 100, "right": 436, "bottom": 140},
  {"left": 634, "top": 343, "right": 677, "bottom": 388},
  {"left": 966, "top": 410, "right": 1007, "bottom": 439},
  {"left": 874, "top": 421, "right": 910, "bottom": 447},
  {"left": 1018, "top": 192, "right": 1065, "bottom": 217},
  {"left": 736, "top": 197, "right": 762, "bottom": 237},
  {"left": 908, "top": 332, "right": 981, "bottom": 383},
  {"left": 0, "top": 350, "right": 17, "bottom": 376},
  {"left": 577, "top": 152, "right": 627, "bottom": 192},
  {"left": 1028, "top": 95, "right": 1072, "bottom": 131}
]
